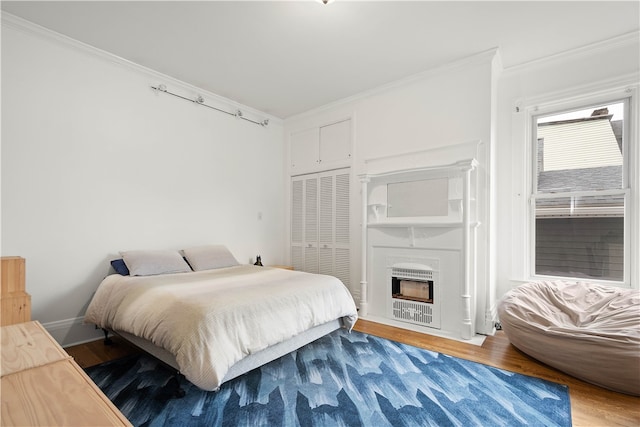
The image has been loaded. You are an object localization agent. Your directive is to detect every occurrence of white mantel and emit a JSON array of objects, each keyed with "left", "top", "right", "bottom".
[{"left": 358, "top": 146, "right": 491, "bottom": 342}]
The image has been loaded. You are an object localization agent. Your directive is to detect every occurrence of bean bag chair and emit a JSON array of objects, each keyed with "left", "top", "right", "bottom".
[{"left": 498, "top": 280, "right": 640, "bottom": 396}]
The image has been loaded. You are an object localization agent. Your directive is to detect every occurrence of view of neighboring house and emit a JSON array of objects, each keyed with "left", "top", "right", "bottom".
[{"left": 535, "top": 107, "right": 624, "bottom": 281}]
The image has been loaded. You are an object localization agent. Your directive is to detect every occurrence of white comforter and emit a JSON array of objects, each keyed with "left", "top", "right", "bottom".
[{"left": 84, "top": 265, "right": 358, "bottom": 390}]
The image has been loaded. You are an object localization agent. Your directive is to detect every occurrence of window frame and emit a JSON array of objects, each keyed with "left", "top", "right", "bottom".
[{"left": 525, "top": 88, "right": 636, "bottom": 287}]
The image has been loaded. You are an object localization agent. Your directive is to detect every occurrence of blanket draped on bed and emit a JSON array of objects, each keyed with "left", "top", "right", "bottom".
[{"left": 84, "top": 265, "right": 358, "bottom": 391}]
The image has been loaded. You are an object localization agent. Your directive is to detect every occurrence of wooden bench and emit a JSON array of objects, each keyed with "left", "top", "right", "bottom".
[{"left": 1, "top": 321, "right": 132, "bottom": 426}]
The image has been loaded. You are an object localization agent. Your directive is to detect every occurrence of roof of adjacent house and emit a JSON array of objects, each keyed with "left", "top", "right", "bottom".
[
  {"left": 537, "top": 114, "right": 622, "bottom": 172},
  {"left": 536, "top": 111, "right": 624, "bottom": 217}
]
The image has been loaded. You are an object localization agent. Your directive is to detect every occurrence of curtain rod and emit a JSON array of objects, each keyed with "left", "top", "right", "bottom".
[{"left": 151, "top": 84, "right": 269, "bottom": 127}]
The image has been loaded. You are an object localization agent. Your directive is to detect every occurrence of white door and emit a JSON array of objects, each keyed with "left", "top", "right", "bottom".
[
  {"left": 291, "top": 169, "right": 350, "bottom": 286},
  {"left": 290, "top": 128, "right": 319, "bottom": 172},
  {"left": 319, "top": 120, "right": 351, "bottom": 166},
  {"left": 290, "top": 178, "right": 304, "bottom": 271}
]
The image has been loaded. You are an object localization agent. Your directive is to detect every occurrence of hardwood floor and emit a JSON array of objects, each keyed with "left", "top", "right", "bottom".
[
  {"left": 65, "top": 319, "right": 639, "bottom": 426},
  {"left": 65, "top": 334, "right": 141, "bottom": 369}
]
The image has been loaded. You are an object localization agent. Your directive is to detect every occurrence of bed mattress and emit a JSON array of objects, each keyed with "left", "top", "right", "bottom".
[{"left": 85, "top": 265, "right": 358, "bottom": 390}]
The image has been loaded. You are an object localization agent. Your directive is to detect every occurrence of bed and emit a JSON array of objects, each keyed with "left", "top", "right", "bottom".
[
  {"left": 498, "top": 280, "right": 640, "bottom": 396},
  {"left": 84, "top": 246, "right": 358, "bottom": 392}
]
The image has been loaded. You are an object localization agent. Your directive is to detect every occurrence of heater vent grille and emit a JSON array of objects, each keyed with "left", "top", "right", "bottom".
[
  {"left": 391, "top": 267, "right": 433, "bottom": 281},
  {"left": 392, "top": 300, "right": 433, "bottom": 326}
]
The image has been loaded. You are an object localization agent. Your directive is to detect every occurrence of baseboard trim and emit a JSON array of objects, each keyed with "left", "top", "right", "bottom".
[
  {"left": 360, "top": 314, "right": 486, "bottom": 346},
  {"left": 42, "top": 317, "right": 104, "bottom": 348}
]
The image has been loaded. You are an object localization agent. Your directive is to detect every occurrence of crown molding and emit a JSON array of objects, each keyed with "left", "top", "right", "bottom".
[
  {"left": 514, "top": 73, "right": 639, "bottom": 114},
  {"left": 1, "top": 12, "right": 282, "bottom": 125},
  {"left": 291, "top": 31, "right": 640, "bottom": 123},
  {"left": 503, "top": 31, "right": 640, "bottom": 74},
  {"left": 286, "top": 48, "right": 500, "bottom": 122}
]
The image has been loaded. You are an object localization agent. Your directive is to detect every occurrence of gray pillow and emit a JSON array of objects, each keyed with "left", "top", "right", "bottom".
[
  {"left": 119, "top": 250, "right": 192, "bottom": 276},
  {"left": 182, "top": 245, "right": 239, "bottom": 271}
]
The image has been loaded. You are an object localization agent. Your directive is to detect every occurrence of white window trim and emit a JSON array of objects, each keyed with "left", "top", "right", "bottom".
[{"left": 519, "top": 81, "right": 638, "bottom": 289}]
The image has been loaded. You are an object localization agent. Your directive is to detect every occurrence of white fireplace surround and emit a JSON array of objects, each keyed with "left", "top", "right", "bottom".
[{"left": 358, "top": 148, "right": 490, "bottom": 343}]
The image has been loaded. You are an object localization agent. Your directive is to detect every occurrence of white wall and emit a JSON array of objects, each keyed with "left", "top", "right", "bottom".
[
  {"left": 495, "top": 33, "right": 640, "bottom": 298},
  {"left": 1, "top": 17, "right": 285, "bottom": 345},
  {"left": 284, "top": 50, "right": 498, "bottom": 336}
]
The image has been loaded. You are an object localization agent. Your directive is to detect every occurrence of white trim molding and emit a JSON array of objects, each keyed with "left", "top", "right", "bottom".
[
  {"left": 2, "top": 12, "right": 282, "bottom": 126},
  {"left": 287, "top": 49, "right": 499, "bottom": 122},
  {"left": 504, "top": 31, "right": 640, "bottom": 74},
  {"left": 42, "top": 316, "right": 104, "bottom": 347}
]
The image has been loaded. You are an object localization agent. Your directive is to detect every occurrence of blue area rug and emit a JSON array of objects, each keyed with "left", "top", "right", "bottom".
[{"left": 85, "top": 329, "right": 571, "bottom": 426}]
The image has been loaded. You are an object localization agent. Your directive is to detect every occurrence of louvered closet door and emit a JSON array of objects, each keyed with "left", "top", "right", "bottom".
[
  {"left": 319, "top": 174, "right": 335, "bottom": 277},
  {"left": 290, "top": 178, "right": 304, "bottom": 271},
  {"left": 291, "top": 168, "right": 350, "bottom": 287},
  {"left": 334, "top": 171, "right": 350, "bottom": 287},
  {"left": 291, "top": 176, "right": 319, "bottom": 273},
  {"left": 304, "top": 177, "right": 319, "bottom": 273}
]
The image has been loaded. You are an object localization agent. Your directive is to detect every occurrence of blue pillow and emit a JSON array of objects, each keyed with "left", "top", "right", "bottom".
[{"left": 111, "top": 259, "right": 130, "bottom": 276}]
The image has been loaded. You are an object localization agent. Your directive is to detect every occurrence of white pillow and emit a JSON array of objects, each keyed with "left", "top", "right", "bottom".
[
  {"left": 120, "top": 250, "right": 192, "bottom": 276},
  {"left": 182, "top": 245, "right": 239, "bottom": 271}
]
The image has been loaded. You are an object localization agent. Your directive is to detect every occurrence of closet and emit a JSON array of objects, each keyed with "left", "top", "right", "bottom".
[
  {"left": 291, "top": 168, "right": 350, "bottom": 288},
  {"left": 290, "top": 119, "right": 351, "bottom": 173}
]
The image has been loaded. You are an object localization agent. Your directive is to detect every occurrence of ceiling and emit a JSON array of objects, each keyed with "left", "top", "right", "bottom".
[{"left": 2, "top": 1, "right": 639, "bottom": 119}]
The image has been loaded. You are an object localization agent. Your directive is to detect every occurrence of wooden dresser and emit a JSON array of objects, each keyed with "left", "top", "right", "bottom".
[
  {"left": 1, "top": 257, "right": 31, "bottom": 326},
  {"left": 1, "top": 321, "right": 132, "bottom": 426}
]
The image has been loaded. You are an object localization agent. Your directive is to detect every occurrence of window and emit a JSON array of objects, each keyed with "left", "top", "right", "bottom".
[{"left": 532, "top": 100, "right": 629, "bottom": 282}]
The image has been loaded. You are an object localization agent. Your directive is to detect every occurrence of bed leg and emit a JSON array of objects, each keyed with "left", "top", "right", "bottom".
[
  {"left": 173, "top": 373, "right": 186, "bottom": 398},
  {"left": 159, "top": 372, "right": 186, "bottom": 399},
  {"left": 101, "top": 328, "right": 113, "bottom": 346}
]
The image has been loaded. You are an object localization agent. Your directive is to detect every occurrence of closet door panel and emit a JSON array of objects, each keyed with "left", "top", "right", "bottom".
[
  {"left": 319, "top": 175, "right": 334, "bottom": 245},
  {"left": 335, "top": 248, "right": 351, "bottom": 288},
  {"left": 291, "top": 178, "right": 304, "bottom": 271},
  {"left": 290, "top": 168, "right": 350, "bottom": 286},
  {"left": 335, "top": 172, "right": 350, "bottom": 245},
  {"left": 291, "top": 246, "right": 304, "bottom": 272},
  {"left": 291, "top": 179, "right": 303, "bottom": 244},
  {"left": 304, "top": 246, "right": 318, "bottom": 274},
  {"left": 319, "top": 120, "right": 351, "bottom": 165},
  {"left": 291, "top": 128, "right": 319, "bottom": 171},
  {"left": 304, "top": 178, "right": 318, "bottom": 245},
  {"left": 319, "top": 246, "right": 334, "bottom": 276}
]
